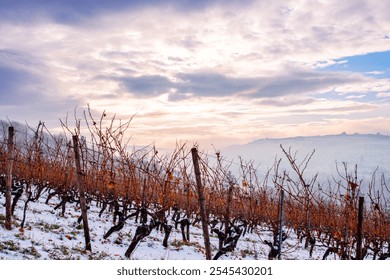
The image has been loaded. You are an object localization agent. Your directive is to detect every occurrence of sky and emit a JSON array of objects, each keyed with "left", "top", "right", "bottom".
[{"left": 1, "top": 0, "right": 390, "bottom": 149}]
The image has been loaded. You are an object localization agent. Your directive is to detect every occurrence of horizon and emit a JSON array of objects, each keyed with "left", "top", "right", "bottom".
[
  {"left": 2, "top": 118, "right": 390, "bottom": 155},
  {"left": 1, "top": 0, "right": 390, "bottom": 149}
]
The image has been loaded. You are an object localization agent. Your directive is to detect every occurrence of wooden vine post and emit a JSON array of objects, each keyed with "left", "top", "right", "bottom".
[
  {"left": 5, "top": 126, "right": 14, "bottom": 230},
  {"left": 224, "top": 184, "right": 234, "bottom": 242},
  {"left": 191, "top": 147, "right": 212, "bottom": 260},
  {"left": 72, "top": 134, "right": 92, "bottom": 251},
  {"left": 278, "top": 189, "right": 285, "bottom": 260},
  {"left": 356, "top": 196, "right": 364, "bottom": 260}
]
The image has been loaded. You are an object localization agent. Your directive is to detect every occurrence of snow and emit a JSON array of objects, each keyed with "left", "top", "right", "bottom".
[{"left": 1, "top": 190, "right": 332, "bottom": 260}]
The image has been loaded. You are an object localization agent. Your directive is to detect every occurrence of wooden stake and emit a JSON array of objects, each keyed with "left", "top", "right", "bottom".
[
  {"left": 191, "top": 147, "right": 212, "bottom": 260},
  {"left": 5, "top": 126, "right": 14, "bottom": 230},
  {"left": 224, "top": 185, "right": 234, "bottom": 243},
  {"left": 72, "top": 135, "right": 92, "bottom": 251},
  {"left": 356, "top": 196, "right": 364, "bottom": 260},
  {"left": 278, "top": 189, "right": 285, "bottom": 260}
]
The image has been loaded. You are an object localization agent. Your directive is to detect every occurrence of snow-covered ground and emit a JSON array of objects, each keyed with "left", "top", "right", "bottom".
[{"left": 1, "top": 190, "right": 332, "bottom": 260}]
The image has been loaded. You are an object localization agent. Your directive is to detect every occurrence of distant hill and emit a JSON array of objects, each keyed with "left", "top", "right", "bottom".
[{"left": 221, "top": 133, "right": 390, "bottom": 182}]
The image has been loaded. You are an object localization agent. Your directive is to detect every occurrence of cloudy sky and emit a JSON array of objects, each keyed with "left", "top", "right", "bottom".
[{"left": 1, "top": 0, "right": 390, "bottom": 148}]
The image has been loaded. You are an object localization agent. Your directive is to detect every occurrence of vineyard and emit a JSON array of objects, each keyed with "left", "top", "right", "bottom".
[{"left": 1, "top": 110, "right": 390, "bottom": 260}]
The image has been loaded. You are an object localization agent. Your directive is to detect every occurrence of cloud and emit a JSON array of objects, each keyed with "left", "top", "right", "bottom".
[
  {"left": 0, "top": 65, "right": 45, "bottom": 105},
  {"left": 115, "top": 69, "right": 371, "bottom": 101},
  {"left": 119, "top": 75, "right": 174, "bottom": 97},
  {"left": 114, "top": 72, "right": 257, "bottom": 100},
  {"left": 334, "top": 78, "right": 390, "bottom": 94},
  {"left": 1, "top": 0, "right": 390, "bottom": 147},
  {"left": 252, "top": 71, "right": 369, "bottom": 98},
  {"left": 3, "top": 1, "right": 389, "bottom": 78},
  {"left": 0, "top": 0, "right": 160, "bottom": 24},
  {"left": 0, "top": 51, "right": 84, "bottom": 127},
  {"left": 314, "top": 60, "right": 348, "bottom": 69},
  {"left": 173, "top": 72, "right": 257, "bottom": 98},
  {"left": 346, "top": 95, "right": 366, "bottom": 99},
  {"left": 366, "top": 71, "right": 385, "bottom": 75},
  {"left": 377, "top": 92, "right": 390, "bottom": 97},
  {"left": 289, "top": 103, "right": 377, "bottom": 115},
  {"left": 258, "top": 97, "right": 315, "bottom": 107},
  {"left": 0, "top": 0, "right": 244, "bottom": 25}
]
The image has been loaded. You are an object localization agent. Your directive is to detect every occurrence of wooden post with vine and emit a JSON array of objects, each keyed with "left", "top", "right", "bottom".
[
  {"left": 278, "top": 189, "right": 285, "bottom": 260},
  {"left": 72, "top": 134, "right": 92, "bottom": 251},
  {"left": 5, "top": 126, "right": 14, "bottom": 230},
  {"left": 356, "top": 196, "right": 364, "bottom": 260},
  {"left": 225, "top": 184, "right": 234, "bottom": 242},
  {"left": 191, "top": 147, "right": 212, "bottom": 260}
]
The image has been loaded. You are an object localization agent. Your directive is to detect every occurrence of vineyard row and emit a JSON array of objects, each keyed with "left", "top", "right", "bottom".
[{"left": 1, "top": 112, "right": 390, "bottom": 260}]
